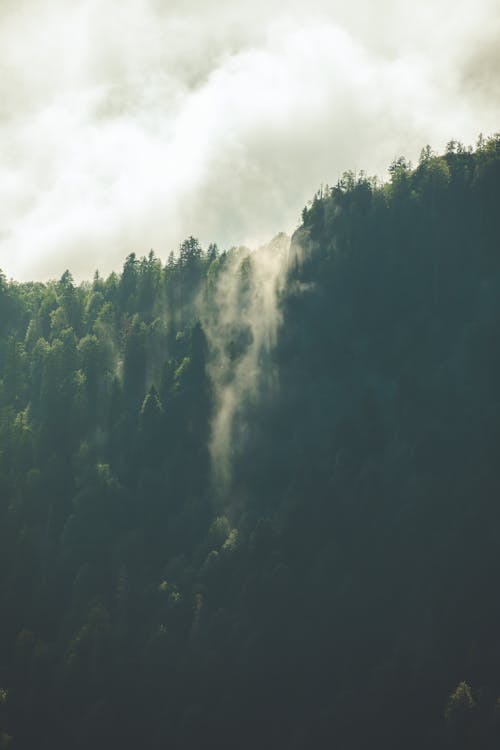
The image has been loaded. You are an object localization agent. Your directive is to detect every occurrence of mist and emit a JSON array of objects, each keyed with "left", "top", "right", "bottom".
[
  {"left": 0, "top": 0, "right": 499, "bottom": 281},
  {"left": 202, "top": 233, "right": 289, "bottom": 489}
]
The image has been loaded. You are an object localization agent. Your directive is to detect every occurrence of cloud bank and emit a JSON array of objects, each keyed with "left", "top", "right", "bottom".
[{"left": 0, "top": 0, "right": 499, "bottom": 280}]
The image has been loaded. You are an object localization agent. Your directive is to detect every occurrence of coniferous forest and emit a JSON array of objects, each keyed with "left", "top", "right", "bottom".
[{"left": 1, "top": 135, "right": 500, "bottom": 748}]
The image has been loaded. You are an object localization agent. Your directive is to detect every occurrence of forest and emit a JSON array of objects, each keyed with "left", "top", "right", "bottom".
[{"left": 0, "top": 134, "right": 500, "bottom": 748}]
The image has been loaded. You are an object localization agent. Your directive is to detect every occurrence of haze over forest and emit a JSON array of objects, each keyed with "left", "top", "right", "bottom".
[
  {"left": 1, "top": 133, "right": 500, "bottom": 748},
  {"left": 1, "top": 2, "right": 500, "bottom": 749}
]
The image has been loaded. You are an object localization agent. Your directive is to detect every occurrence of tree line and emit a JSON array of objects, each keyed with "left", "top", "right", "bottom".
[{"left": 0, "top": 134, "right": 499, "bottom": 748}]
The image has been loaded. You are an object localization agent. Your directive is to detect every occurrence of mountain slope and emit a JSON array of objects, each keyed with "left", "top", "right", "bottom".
[{"left": 0, "top": 135, "right": 499, "bottom": 749}]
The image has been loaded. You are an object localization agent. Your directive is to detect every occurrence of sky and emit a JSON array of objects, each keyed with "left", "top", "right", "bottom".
[{"left": 0, "top": 0, "right": 499, "bottom": 281}]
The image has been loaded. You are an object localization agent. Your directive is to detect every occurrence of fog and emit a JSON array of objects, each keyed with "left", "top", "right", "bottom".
[
  {"left": 0, "top": 0, "right": 499, "bottom": 281},
  {"left": 202, "top": 234, "right": 289, "bottom": 489}
]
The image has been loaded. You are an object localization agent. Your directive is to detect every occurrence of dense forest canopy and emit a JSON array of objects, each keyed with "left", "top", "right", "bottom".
[{"left": 0, "top": 135, "right": 500, "bottom": 748}]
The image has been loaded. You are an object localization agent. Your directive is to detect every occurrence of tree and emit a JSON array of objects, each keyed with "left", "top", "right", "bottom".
[
  {"left": 139, "top": 386, "right": 164, "bottom": 466},
  {"left": 123, "top": 317, "right": 147, "bottom": 408}
]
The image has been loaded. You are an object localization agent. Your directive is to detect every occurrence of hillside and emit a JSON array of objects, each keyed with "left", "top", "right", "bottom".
[{"left": 0, "top": 135, "right": 500, "bottom": 749}]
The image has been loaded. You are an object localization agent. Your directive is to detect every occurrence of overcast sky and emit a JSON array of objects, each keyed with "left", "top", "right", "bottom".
[{"left": 0, "top": 0, "right": 499, "bottom": 281}]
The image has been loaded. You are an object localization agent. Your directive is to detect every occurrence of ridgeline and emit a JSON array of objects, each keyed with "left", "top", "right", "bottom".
[{"left": 0, "top": 135, "right": 499, "bottom": 749}]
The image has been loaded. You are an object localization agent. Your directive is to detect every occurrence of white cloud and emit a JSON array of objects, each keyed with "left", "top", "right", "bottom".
[{"left": 0, "top": 0, "right": 498, "bottom": 280}]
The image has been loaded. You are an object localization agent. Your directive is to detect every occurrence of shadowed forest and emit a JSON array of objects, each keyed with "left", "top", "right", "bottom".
[{"left": 0, "top": 135, "right": 500, "bottom": 748}]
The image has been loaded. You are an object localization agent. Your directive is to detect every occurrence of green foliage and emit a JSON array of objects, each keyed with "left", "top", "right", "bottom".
[
  {"left": 208, "top": 515, "right": 231, "bottom": 547},
  {"left": 0, "top": 136, "right": 499, "bottom": 749},
  {"left": 445, "top": 681, "right": 476, "bottom": 722}
]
